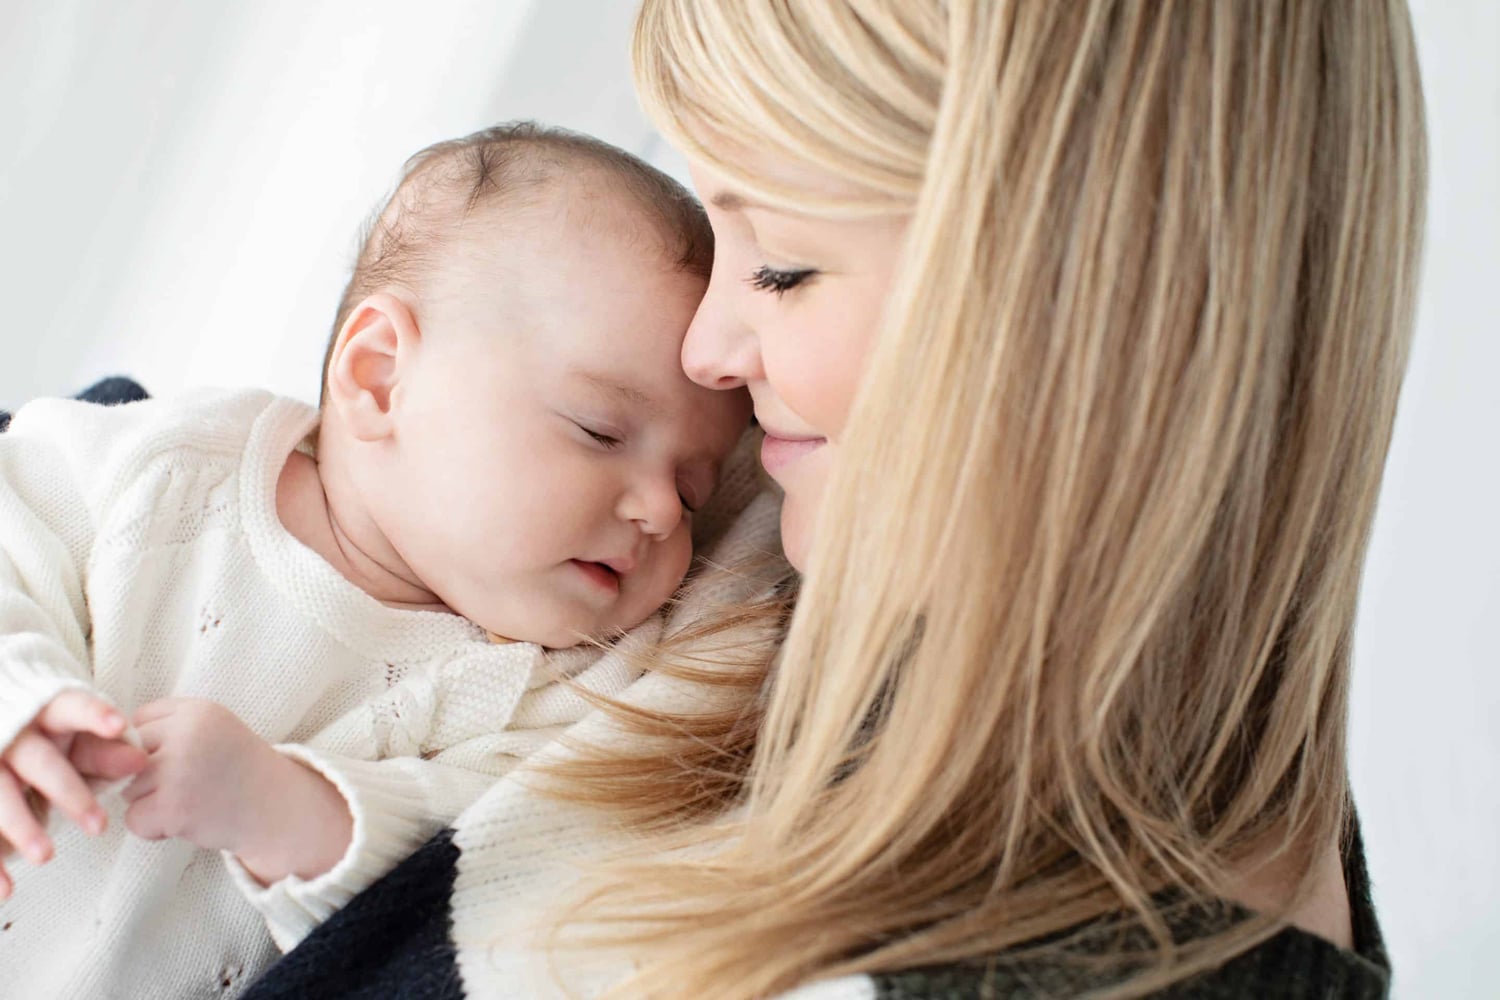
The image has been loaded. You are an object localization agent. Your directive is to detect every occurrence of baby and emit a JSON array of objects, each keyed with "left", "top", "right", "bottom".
[{"left": 0, "top": 123, "right": 749, "bottom": 997}]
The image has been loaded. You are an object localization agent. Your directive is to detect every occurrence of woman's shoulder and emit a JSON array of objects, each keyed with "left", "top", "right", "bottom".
[
  {"left": 806, "top": 823, "right": 1390, "bottom": 1000},
  {"left": 796, "top": 920, "right": 1388, "bottom": 1000},
  {"left": 860, "top": 922, "right": 1387, "bottom": 999}
]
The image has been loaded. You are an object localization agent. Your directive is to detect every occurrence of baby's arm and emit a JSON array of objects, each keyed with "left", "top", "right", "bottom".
[
  {"left": 0, "top": 691, "right": 147, "bottom": 896},
  {"left": 0, "top": 404, "right": 113, "bottom": 744},
  {"left": 222, "top": 741, "right": 510, "bottom": 951},
  {"left": 117, "top": 693, "right": 503, "bottom": 951},
  {"left": 0, "top": 401, "right": 151, "bottom": 890}
]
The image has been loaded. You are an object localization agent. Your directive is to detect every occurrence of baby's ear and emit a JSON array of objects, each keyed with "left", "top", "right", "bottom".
[{"left": 325, "top": 292, "right": 420, "bottom": 441}]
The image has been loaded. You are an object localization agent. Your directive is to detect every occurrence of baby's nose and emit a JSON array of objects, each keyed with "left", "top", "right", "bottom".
[{"left": 621, "top": 478, "right": 683, "bottom": 539}]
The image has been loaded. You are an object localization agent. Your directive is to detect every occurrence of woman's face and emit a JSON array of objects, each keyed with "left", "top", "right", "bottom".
[{"left": 684, "top": 158, "right": 908, "bottom": 570}]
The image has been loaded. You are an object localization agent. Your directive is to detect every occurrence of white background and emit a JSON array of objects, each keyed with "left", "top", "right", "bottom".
[{"left": 1, "top": 2, "right": 1495, "bottom": 995}]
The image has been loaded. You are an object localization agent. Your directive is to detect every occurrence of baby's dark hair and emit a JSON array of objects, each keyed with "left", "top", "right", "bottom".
[{"left": 320, "top": 121, "right": 713, "bottom": 403}]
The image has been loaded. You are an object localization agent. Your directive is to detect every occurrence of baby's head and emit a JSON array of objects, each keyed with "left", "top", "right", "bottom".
[{"left": 317, "top": 123, "right": 751, "bottom": 648}]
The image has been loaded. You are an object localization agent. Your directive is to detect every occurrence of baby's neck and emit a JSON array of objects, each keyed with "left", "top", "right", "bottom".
[{"left": 275, "top": 447, "right": 451, "bottom": 614}]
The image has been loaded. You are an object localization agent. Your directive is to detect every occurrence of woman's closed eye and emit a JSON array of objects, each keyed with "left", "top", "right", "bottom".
[{"left": 747, "top": 264, "right": 816, "bottom": 296}]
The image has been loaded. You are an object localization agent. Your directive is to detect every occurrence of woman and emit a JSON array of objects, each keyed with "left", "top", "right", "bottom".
[{"left": 248, "top": 1, "right": 1425, "bottom": 996}]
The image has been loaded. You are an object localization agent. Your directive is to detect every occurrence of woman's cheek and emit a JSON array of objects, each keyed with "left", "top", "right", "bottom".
[{"left": 764, "top": 311, "right": 868, "bottom": 440}]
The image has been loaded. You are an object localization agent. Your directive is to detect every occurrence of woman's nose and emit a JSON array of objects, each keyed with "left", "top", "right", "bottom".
[{"left": 681, "top": 277, "right": 761, "bottom": 390}]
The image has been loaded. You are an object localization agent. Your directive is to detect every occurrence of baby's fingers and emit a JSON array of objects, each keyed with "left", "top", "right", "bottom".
[
  {"left": 34, "top": 690, "right": 125, "bottom": 741},
  {"left": 0, "top": 765, "right": 52, "bottom": 875},
  {"left": 121, "top": 764, "right": 158, "bottom": 804},
  {"left": 123, "top": 794, "right": 167, "bottom": 841},
  {"left": 5, "top": 731, "right": 105, "bottom": 837},
  {"left": 69, "top": 734, "right": 149, "bottom": 783}
]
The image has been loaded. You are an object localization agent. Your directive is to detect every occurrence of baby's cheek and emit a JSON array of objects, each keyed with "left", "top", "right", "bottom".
[
  {"left": 633, "top": 532, "right": 694, "bottom": 625},
  {"left": 668, "top": 529, "right": 695, "bottom": 589}
]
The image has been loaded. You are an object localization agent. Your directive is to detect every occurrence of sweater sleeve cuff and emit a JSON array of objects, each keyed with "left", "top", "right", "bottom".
[
  {"left": 0, "top": 658, "right": 91, "bottom": 753},
  {"left": 222, "top": 745, "right": 437, "bottom": 951}
]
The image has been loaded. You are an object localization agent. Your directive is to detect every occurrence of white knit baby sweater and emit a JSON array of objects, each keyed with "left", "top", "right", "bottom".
[{"left": 0, "top": 389, "right": 625, "bottom": 999}]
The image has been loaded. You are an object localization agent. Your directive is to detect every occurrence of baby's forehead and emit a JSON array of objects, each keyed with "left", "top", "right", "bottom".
[
  {"left": 431, "top": 217, "right": 706, "bottom": 357},
  {"left": 445, "top": 172, "right": 697, "bottom": 266}
]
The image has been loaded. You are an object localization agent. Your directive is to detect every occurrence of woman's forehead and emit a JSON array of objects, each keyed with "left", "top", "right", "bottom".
[{"left": 686, "top": 149, "right": 892, "bottom": 221}]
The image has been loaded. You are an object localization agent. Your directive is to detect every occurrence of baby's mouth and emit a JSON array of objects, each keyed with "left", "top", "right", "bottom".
[{"left": 570, "top": 559, "right": 622, "bottom": 593}]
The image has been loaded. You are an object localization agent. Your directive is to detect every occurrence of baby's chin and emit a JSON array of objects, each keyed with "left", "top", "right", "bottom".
[{"left": 484, "top": 601, "right": 670, "bottom": 651}]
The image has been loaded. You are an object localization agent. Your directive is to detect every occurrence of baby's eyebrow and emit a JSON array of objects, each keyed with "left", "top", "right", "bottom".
[{"left": 573, "top": 369, "right": 658, "bottom": 414}]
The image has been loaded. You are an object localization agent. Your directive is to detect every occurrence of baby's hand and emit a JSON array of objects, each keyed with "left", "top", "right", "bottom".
[
  {"left": 0, "top": 690, "right": 148, "bottom": 899},
  {"left": 124, "top": 698, "right": 351, "bottom": 884},
  {"left": 123, "top": 698, "right": 284, "bottom": 853}
]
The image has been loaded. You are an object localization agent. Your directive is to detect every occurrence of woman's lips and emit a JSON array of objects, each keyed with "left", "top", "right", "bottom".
[{"left": 760, "top": 434, "right": 826, "bottom": 474}]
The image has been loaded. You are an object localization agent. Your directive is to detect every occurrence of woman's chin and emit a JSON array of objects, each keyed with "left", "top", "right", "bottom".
[
  {"left": 768, "top": 444, "right": 832, "bottom": 574},
  {"left": 778, "top": 498, "right": 812, "bottom": 573}
]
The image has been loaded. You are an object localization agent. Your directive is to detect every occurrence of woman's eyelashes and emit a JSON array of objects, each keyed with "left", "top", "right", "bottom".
[{"left": 747, "top": 264, "right": 815, "bottom": 296}]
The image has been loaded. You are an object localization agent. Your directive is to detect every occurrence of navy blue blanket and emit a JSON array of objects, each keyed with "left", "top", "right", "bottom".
[{"left": 0, "top": 377, "right": 149, "bottom": 431}]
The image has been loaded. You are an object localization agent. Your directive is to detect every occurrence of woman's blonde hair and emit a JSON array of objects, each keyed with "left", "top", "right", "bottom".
[{"left": 550, "top": 2, "right": 1426, "bottom": 995}]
